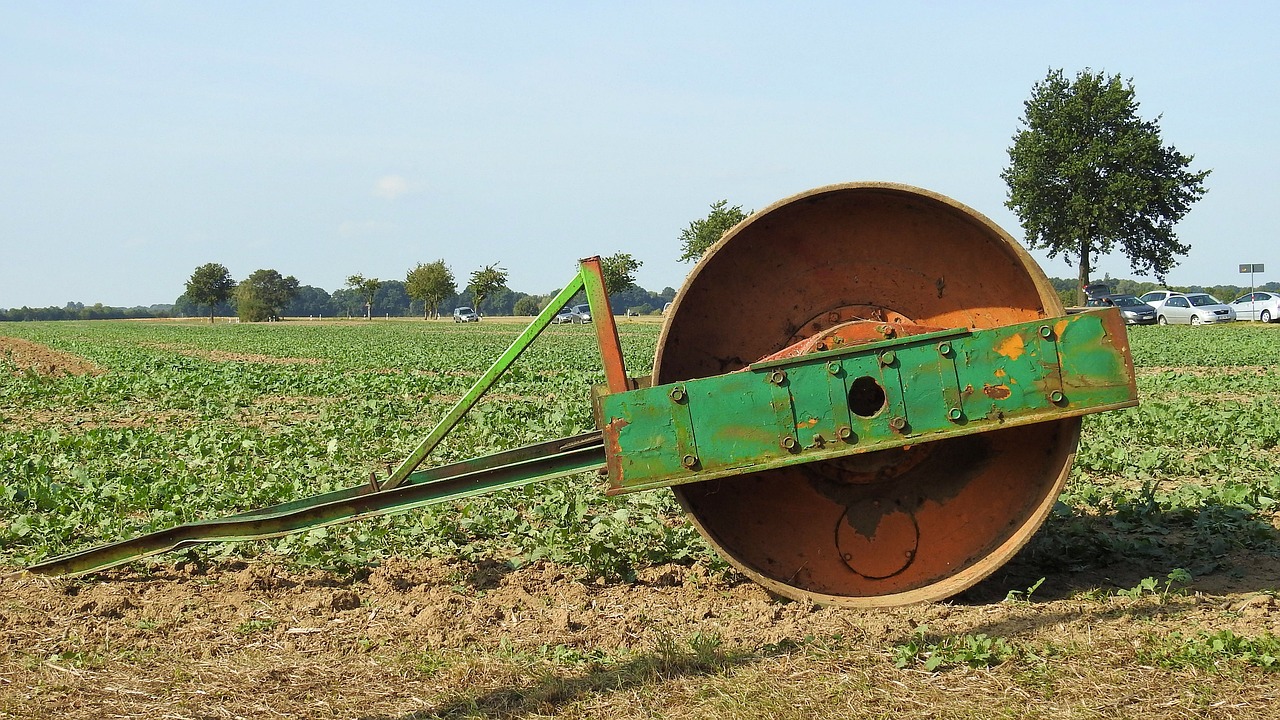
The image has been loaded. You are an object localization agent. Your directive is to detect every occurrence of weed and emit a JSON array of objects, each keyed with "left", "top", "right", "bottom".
[
  {"left": 649, "top": 631, "right": 732, "bottom": 675},
  {"left": 1138, "top": 629, "right": 1280, "bottom": 671},
  {"left": 1117, "top": 568, "right": 1193, "bottom": 601},
  {"left": 893, "top": 627, "right": 1019, "bottom": 671},
  {"left": 234, "top": 618, "right": 277, "bottom": 635},
  {"left": 1004, "top": 576, "right": 1046, "bottom": 603}
]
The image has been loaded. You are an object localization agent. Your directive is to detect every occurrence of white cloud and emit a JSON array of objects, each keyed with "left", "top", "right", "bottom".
[{"left": 373, "top": 175, "right": 410, "bottom": 200}]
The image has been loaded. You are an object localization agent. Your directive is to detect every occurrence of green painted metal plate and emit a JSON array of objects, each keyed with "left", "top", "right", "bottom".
[{"left": 602, "top": 309, "right": 1137, "bottom": 494}]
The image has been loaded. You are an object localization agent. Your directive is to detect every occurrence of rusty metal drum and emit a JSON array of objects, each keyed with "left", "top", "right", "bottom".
[{"left": 655, "top": 182, "right": 1080, "bottom": 606}]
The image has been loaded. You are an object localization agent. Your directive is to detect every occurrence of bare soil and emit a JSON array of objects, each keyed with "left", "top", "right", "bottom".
[
  {"left": 3, "top": 556, "right": 1280, "bottom": 719},
  {"left": 0, "top": 337, "right": 102, "bottom": 377}
]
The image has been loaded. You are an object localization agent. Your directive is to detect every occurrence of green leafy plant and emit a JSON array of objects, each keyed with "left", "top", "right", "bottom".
[
  {"left": 893, "top": 628, "right": 1018, "bottom": 671},
  {"left": 1005, "top": 576, "right": 1046, "bottom": 603},
  {"left": 1139, "top": 630, "right": 1280, "bottom": 671},
  {"left": 1117, "top": 568, "right": 1193, "bottom": 601}
]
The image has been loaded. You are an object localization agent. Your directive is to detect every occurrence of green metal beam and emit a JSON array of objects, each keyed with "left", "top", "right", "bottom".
[
  {"left": 22, "top": 433, "right": 606, "bottom": 577},
  {"left": 601, "top": 309, "right": 1138, "bottom": 494}
]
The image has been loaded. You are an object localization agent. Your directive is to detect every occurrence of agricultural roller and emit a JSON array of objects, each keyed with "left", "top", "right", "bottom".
[{"left": 23, "top": 182, "right": 1139, "bottom": 607}]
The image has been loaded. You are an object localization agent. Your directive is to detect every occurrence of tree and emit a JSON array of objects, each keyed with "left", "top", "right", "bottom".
[
  {"left": 283, "top": 285, "right": 334, "bottom": 318},
  {"left": 1003, "top": 68, "right": 1210, "bottom": 304},
  {"left": 405, "top": 260, "right": 456, "bottom": 319},
  {"left": 512, "top": 295, "right": 541, "bottom": 316},
  {"left": 468, "top": 264, "right": 508, "bottom": 316},
  {"left": 184, "top": 263, "right": 235, "bottom": 323},
  {"left": 678, "top": 200, "right": 751, "bottom": 262},
  {"left": 371, "top": 280, "right": 411, "bottom": 317},
  {"left": 600, "top": 252, "right": 642, "bottom": 293},
  {"left": 346, "top": 274, "right": 382, "bottom": 320},
  {"left": 235, "top": 269, "right": 299, "bottom": 322}
]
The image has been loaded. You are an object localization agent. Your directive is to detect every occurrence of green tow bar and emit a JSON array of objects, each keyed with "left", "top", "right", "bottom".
[{"left": 23, "top": 259, "right": 622, "bottom": 577}]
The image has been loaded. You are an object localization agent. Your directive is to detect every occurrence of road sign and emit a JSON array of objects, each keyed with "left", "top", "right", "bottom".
[{"left": 1240, "top": 264, "right": 1265, "bottom": 273}]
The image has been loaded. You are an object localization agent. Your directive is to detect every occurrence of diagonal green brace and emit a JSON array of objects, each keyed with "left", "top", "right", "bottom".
[{"left": 381, "top": 272, "right": 587, "bottom": 490}]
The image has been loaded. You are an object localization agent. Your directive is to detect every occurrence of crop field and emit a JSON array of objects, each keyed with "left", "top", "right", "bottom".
[{"left": 2, "top": 318, "right": 1280, "bottom": 719}]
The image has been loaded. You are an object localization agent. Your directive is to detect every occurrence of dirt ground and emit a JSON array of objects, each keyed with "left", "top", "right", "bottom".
[
  {"left": 5, "top": 335, "right": 1280, "bottom": 718},
  {"left": 3, "top": 556, "right": 1280, "bottom": 720},
  {"left": 0, "top": 337, "right": 101, "bottom": 376}
]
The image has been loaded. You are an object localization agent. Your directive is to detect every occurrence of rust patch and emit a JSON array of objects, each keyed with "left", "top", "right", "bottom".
[
  {"left": 603, "top": 418, "right": 628, "bottom": 495},
  {"left": 982, "top": 383, "right": 1012, "bottom": 400},
  {"left": 995, "top": 333, "right": 1025, "bottom": 361}
]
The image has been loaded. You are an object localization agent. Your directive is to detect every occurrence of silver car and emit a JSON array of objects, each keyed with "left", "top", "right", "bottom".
[
  {"left": 1086, "top": 294, "right": 1157, "bottom": 325},
  {"left": 552, "top": 304, "right": 592, "bottom": 324},
  {"left": 1230, "top": 291, "right": 1280, "bottom": 323},
  {"left": 1155, "top": 293, "right": 1235, "bottom": 325}
]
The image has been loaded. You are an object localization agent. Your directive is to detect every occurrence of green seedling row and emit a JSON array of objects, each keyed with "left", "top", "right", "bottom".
[{"left": 3, "top": 320, "right": 1280, "bottom": 586}]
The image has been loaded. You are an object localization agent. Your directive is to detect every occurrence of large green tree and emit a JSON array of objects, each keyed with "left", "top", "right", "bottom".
[
  {"left": 346, "top": 274, "right": 382, "bottom": 320},
  {"left": 184, "top": 262, "right": 235, "bottom": 323},
  {"left": 235, "top": 269, "right": 299, "bottom": 322},
  {"left": 678, "top": 200, "right": 751, "bottom": 263},
  {"left": 405, "top": 260, "right": 456, "bottom": 319},
  {"left": 467, "top": 263, "right": 508, "bottom": 316},
  {"left": 600, "top": 252, "right": 642, "bottom": 293},
  {"left": 1002, "top": 69, "right": 1210, "bottom": 304}
]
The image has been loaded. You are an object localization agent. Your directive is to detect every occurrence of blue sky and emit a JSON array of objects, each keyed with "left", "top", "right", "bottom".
[{"left": 1, "top": 2, "right": 1275, "bottom": 308}]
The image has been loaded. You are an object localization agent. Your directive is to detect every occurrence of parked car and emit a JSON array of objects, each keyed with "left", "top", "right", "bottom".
[
  {"left": 1139, "top": 290, "right": 1179, "bottom": 308},
  {"left": 553, "top": 304, "right": 592, "bottom": 324},
  {"left": 452, "top": 307, "right": 479, "bottom": 323},
  {"left": 1230, "top": 291, "right": 1280, "bottom": 323},
  {"left": 1085, "top": 294, "right": 1157, "bottom": 325},
  {"left": 1154, "top": 293, "right": 1235, "bottom": 325}
]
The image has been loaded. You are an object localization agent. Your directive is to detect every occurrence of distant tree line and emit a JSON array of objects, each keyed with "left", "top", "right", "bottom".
[
  {"left": 0, "top": 254, "right": 673, "bottom": 323},
  {"left": 0, "top": 302, "right": 176, "bottom": 322},
  {"left": 4, "top": 277, "right": 1276, "bottom": 323}
]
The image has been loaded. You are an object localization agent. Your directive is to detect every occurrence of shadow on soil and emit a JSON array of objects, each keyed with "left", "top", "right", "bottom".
[
  {"left": 961, "top": 493, "right": 1280, "bottom": 604},
  {"left": 360, "top": 641, "right": 758, "bottom": 720}
]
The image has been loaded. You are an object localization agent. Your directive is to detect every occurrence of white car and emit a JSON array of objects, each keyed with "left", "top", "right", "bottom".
[
  {"left": 1155, "top": 293, "right": 1235, "bottom": 325},
  {"left": 1230, "top": 291, "right": 1280, "bottom": 323},
  {"left": 1139, "top": 290, "right": 1179, "bottom": 308}
]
